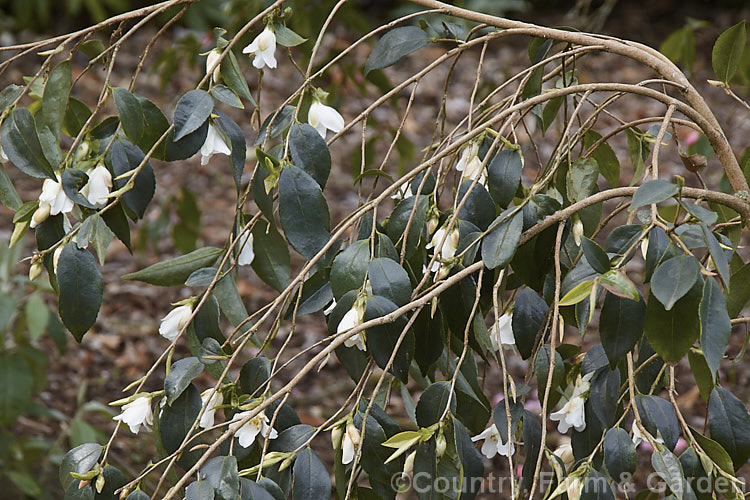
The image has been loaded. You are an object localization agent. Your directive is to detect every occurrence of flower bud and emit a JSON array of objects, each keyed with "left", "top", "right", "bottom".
[
  {"left": 331, "top": 425, "right": 343, "bottom": 450},
  {"left": 95, "top": 473, "right": 105, "bottom": 493},
  {"left": 53, "top": 246, "right": 63, "bottom": 274},
  {"left": 403, "top": 450, "right": 416, "bottom": 475},
  {"left": 29, "top": 260, "right": 42, "bottom": 281},
  {"left": 435, "top": 434, "right": 447, "bottom": 457},
  {"left": 426, "top": 211, "right": 440, "bottom": 235},
  {"left": 279, "top": 457, "right": 293, "bottom": 471},
  {"left": 572, "top": 216, "right": 584, "bottom": 246},
  {"left": 640, "top": 236, "right": 649, "bottom": 260},
  {"left": 567, "top": 477, "right": 583, "bottom": 500},
  {"left": 345, "top": 423, "right": 361, "bottom": 448},
  {"left": 436, "top": 263, "right": 451, "bottom": 281},
  {"left": 30, "top": 204, "right": 51, "bottom": 229},
  {"left": 206, "top": 49, "right": 222, "bottom": 83}
]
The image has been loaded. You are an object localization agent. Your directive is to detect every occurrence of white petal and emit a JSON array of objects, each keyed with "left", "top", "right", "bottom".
[
  {"left": 317, "top": 104, "right": 344, "bottom": 134},
  {"left": 237, "top": 232, "right": 255, "bottom": 266},
  {"left": 242, "top": 40, "right": 259, "bottom": 55},
  {"left": 159, "top": 305, "right": 193, "bottom": 341},
  {"left": 323, "top": 299, "right": 337, "bottom": 316},
  {"left": 200, "top": 124, "right": 231, "bottom": 165},
  {"left": 84, "top": 165, "right": 112, "bottom": 207},
  {"left": 199, "top": 390, "right": 222, "bottom": 429},
  {"left": 336, "top": 307, "right": 361, "bottom": 334},
  {"left": 113, "top": 397, "right": 153, "bottom": 434},
  {"left": 261, "top": 49, "right": 277, "bottom": 69},
  {"left": 342, "top": 432, "right": 355, "bottom": 464},
  {"left": 344, "top": 332, "right": 367, "bottom": 351}
]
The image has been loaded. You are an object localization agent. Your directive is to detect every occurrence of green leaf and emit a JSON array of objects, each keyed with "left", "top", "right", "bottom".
[
  {"left": 522, "top": 410, "right": 543, "bottom": 491},
  {"left": 78, "top": 214, "right": 115, "bottom": 265},
  {"left": 708, "top": 386, "right": 750, "bottom": 469},
  {"left": 645, "top": 278, "right": 702, "bottom": 363},
  {"left": 626, "top": 129, "right": 650, "bottom": 183},
  {"left": 584, "top": 131, "right": 620, "bottom": 187},
  {"left": 292, "top": 448, "right": 331, "bottom": 500},
  {"left": 368, "top": 258, "right": 412, "bottom": 307},
  {"left": 201, "top": 456, "right": 239, "bottom": 500},
  {"left": 566, "top": 158, "right": 599, "bottom": 202},
  {"left": 535, "top": 346, "right": 564, "bottom": 409},
  {"left": 681, "top": 202, "right": 718, "bottom": 225},
  {"left": 278, "top": 165, "right": 330, "bottom": 260},
  {"left": 699, "top": 278, "right": 730, "bottom": 381},
  {"left": 62, "top": 97, "right": 92, "bottom": 138},
  {"left": 112, "top": 88, "right": 145, "bottom": 144},
  {"left": 481, "top": 210, "right": 523, "bottom": 269},
  {"left": 385, "top": 195, "right": 428, "bottom": 258},
  {"left": 364, "top": 26, "right": 431, "bottom": 75},
  {"left": 185, "top": 481, "right": 215, "bottom": 500},
  {"left": 210, "top": 85, "right": 243, "bottom": 109},
  {"left": 590, "top": 367, "right": 620, "bottom": 427},
  {"left": 712, "top": 21, "right": 746, "bottom": 84},
  {"left": 254, "top": 106, "right": 295, "bottom": 146},
  {"left": 0, "top": 84, "right": 24, "bottom": 115},
  {"left": 651, "top": 450, "right": 685, "bottom": 499},
  {"left": 285, "top": 272, "right": 332, "bottom": 318},
  {"left": 220, "top": 51, "right": 255, "bottom": 104},
  {"left": 160, "top": 384, "right": 201, "bottom": 469},
  {"left": 94, "top": 465, "right": 127, "bottom": 500},
  {"left": 214, "top": 274, "right": 253, "bottom": 342},
  {"left": 512, "top": 288, "right": 549, "bottom": 359},
  {"left": 173, "top": 90, "right": 213, "bottom": 141},
  {"left": 238, "top": 357, "right": 272, "bottom": 396},
  {"left": 330, "top": 239, "right": 370, "bottom": 300},
  {"left": 458, "top": 180, "right": 496, "bottom": 231},
  {"left": 687, "top": 425, "right": 734, "bottom": 476},
  {"left": 598, "top": 270, "right": 640, "bottom": 302},
  {"left": 0, "top": 354, "right": 33, "bottom": 424},
  {"left": 365, "top": 296, "right": 414, "bottom": 383},
  {"left": 1, "top": 108, "right": 55, "bottom": 179},
  {"left": 0, "top": 165, "right": 22, "bottom": 210},
  {"left": 700, "top": 223, "right": 730, "bottom": 289},
  {"left": 559, "top": 280, "right": 595, "bottom": 307},
  {"left": 651, "top": 254, "right": 700, "bottom": 310},
  {"left": 630, "top": 179, "right": 679, "bottom": 211},
  {"left": 61, "top": 169, "right": 96, "bottom": 209},
  {"left": 59, "top": 443, "right": 102, "bottom": 490},
  {"left": 251, "top": 220, "right": 291, "bottom": 293},
  {"left": 101, "top": 202, "right": 132, "bottom": 251},
  {"left": 214, "top": 110, "right": 246, "bottom": 193},
  {"left": 416, "top": 381, "right": 456, "bottom": 428},
  {"left": 123, "top": 247, "right": 222, "bottom": 286},
  {"left": 136, "top": 97, "right": 170, "bottom": 159},
  {"left": 39, "top": 59, "right": 72, "bottom": 144},
  {"left": 487, "top": 148, "right": 523, "bottom": 208},
  {"left": 273, "top": 24, "right": 307, "bottom": 47},
  {"left": 600, "top": 291, "right": 645, "bottom": 368},
  {"left": 688, "top": 349, "right": 713, "bottom": 403},
  {"left": 636, "top": 395, "right": 680, "bottom": 451},
  {"left": 57, "top": 245, "right": 103, "bottom": 342},
  {"left": 580, "top": 236, "right": 610, "bottom": 274},
  {"left": 106, "top": 140, "right": 156, "bottom": 219},
  {"left": 165, "top": 357, "right": 204, "bottom": 405},
  {"left": 289, "top": 123, "right": 331, "bottom": 189}
]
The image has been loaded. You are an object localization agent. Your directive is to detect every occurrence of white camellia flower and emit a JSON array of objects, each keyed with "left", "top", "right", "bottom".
[
  {"left": 199, "top": 389, "right": 223, "bottom": 429},
  {"left": 632, "top": 424, "right": 664, "bottom": 448},
  {"left": 426, "top": 226, "right": 459, "bottom": 272},
  {"left": 237, "top": 232, "right": 255, "bottom": 266},
  {"left": 200, "top": 123, "right": 231, "bottom": 166},
  {"left": 113, "top": 396, "right": 153, "bottom": 434},
  {"left": 205, "top": 49, "right": 222, "bottom": 83},
  {"left": 490, "top": 313, "right": 515, "bottom": 352},
  {"left": 391, "top": 183, "right": 414, "bottom": 201},
  {"left": 242, "top": 26, "right": 277, "bottom": 69},
  {"left": 341, "top": 424, "right": 361, "bottom": 465},
  {"left": 308, "top": 100, "right": 345, "bottom": 139},
  {"left": 31, "top": 174, "right": 75, "bottom": 228},
  {"left": 553, "top": 440, "right": 574, "bottom": 469},
  {"left": 338, "top": 303, "right": 367, "bottom": 351},
  {"left": 159, "top": 304, "right": 193, "bottom": 341},
  {"left": 232, "top": 410, "right": 278, "bottom": 448},
  {"left": 550, "top": 396, "right": 586, "bottom": 433},
  {"left": 81, "top": 164, "right": 113, "bottom": 208},
  {"left": 570, "top": 372, "right": 594, "bottom": 400},
  {"left": 455, "top": 142, "right": 486, "bottom": 185},
  {"left": 471, "top": 424, "right": 515, "bottom": 459}
]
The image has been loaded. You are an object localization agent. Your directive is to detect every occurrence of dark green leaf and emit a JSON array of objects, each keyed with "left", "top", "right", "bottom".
[
  {"left": 0, "top": 84, "right": 23, "bottom": 115},
  {"left": 688, "top": 349, "right": 713, "bottom": 403},
  {"left": 330, "top": 240, "right": 370, "bottom": 299},
  {"left": 57, "top": 245, "right": 103, "bottom": 342},
  {"left": 214, "top": 274, "right": 253, "bottom": 342},
  {"left": 708, "top": 386, "right": 750, "bottom": 469},
  {"left": 251, "top": 220, "right": 291, "bottom": 293},
  {"left": 78, "top": 214, "right": 115, "bottom": 265},
  {"left": 630, "top": 179, "right": 678, "bottom": 211},
  {"left": 63, "top": 98, "right": 92, "bottom": 138},
  {"left": 94, "top": 465, "right": 126, "bottom": 500},
  {"left": 385, "top": 195, "right": 428, "bottom": 258},
  {"left": 681, "top": 202, "right": 718, "bottom": 225},
  {"left": 292, "top": 448, "right": 330, "bottom": 500},
  {"left": 364, "top": 26, "right": 430, "bottom": 74},
  {"left": 700, "top": 278, "right": 731, "bottom": 381},
  {"left": 580, "top": 236, "right": 610, "bottom": 274},
  {"left": 512, "top": 288, "right": 549, "bottom": 359},
  {"left": 273, "top": 24, "right": 307, "bottom": 47},
  {"left": 106, "top": 140, "right": 155, "bottom": 219},
  {"left": 636, "top": 395, "right": 680, "bottom": 451},
  {"left": 202, "top": 456, "right": 239, "bottom": 500},
  {"left": 173, "top": 90, "right": 213, "bottom": 141},
  {"left": 39, "top": 59, "right": 72, "bottom": 144},
  {"left": 213, "top": 110, "right": 246, "bottom": 193},
  {"left": 186, "top": 481, "right": 215, "bottom": 500},
  {"left": 534, "top": 346, "right": 564, "bottom": 409},
  {"left": 0, "top": 354, "right": 33, "bottom": 425},
  {"left": 481, "top": 210, "right": 523, "bottom": 269},
  {"left": 416, "top": 381, "right": 456, "bottom": 428},
  {"left": 712, "top": 21, "right": 746, "bottom": 84},
  {"left": 688, "top": 425, "right": 735, "bottom": 476},
  {"left": 590, "top": 367, "right": 621, "bottom": 428},
  {"left": 220, "top": 51, "right": 255, "bottom": 104},
  {"left": 700, "top": 223, "right": 730, "bottom": 289},
  {"left": 487, "top": 148, "right": 523, "bottom": 208},
  {"left": 600, "top": 291, "right": 645, "bottom": 368},
  {"left": 0, "top": 165, "right": 22, "bottom": 210},
  {"left": 652, "top": 450, "right": 685, "bottom": 499},
  {"left": 165, "top": 357, "right": 204, "bottom": 405},
  {"left": 160, "top": 384, "right": 201, "bottom": 469},
  {"left": 458, "top": 180, "right": 496, "bottom": 231},
  {"left": 365, "top": 295, "right": 414, "bottom": 383},
  {"left": 122, "top": 247, "right": 222, "bottom": 286},
  {"left": 651, "top": 254, "right": 700, "bottom": 310},
  {"left": 134, "top": 97, "right": 169, "bottom": 159},
  {"left": 101, "top": 202, "right": 132, "bottom": 251},
  {"left": 286, "top": 273, "right": 332, "bottom": 318},
  {"left": 584, "top": 131, "right": 620, "bottom": 187},
  {"left": 521, "top": 410, "right": 543, "bottom": 492},
  {"left": 61, "top": 168, "right": 96, "bottom": 209},
  {"left": 1, "top": 108, "right": 55, "bottom": 178},
  {"left": 59, "top": 443, "right": 102, "bottom": 490},
  {"left": 238, "top": 357, "right": 272, "bottom": 396},
  {"left": 113, "top": 88, "right": 144, "bottom": 144},
  {"left": 566, "top": 158, "right": 599, "bottom": 202},
  {"left": 645, "top": 278, "right": 702, "bottom": 363},
  {"left": 278, "top": 166, "right": 330, "bottom": 260},
  {"left": 211, "top": 85, "right": 244, "bottom": 109},
  {"left": 165, "top": 119, "right": 210, "bottom": 163},
  {"left": 254, "top": 106, "right": 295, "bottom": 146},
  {"left": 368, "top": 258, "right": 411, "bottom": 307},
  {"left": 289, "top": 123, "right": 330, "bottom": 189},
  {"left": 604, "top": 428, "right": 636, "bottom": 481}
]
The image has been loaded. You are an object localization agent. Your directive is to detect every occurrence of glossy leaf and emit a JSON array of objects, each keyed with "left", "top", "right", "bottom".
[
  {"left": 481, "top": 210, "right": 523, "bottom": 269},
  {"left": 1, "top": 108, "right": 55, "bottom": 179},
  {"left": 580, "top": 236, "right": 609, "bottom": 274},
  {"left": 186, "top": 481, "right": 215, "bottom": 500},
  {"left": 292, "top": 448, "right": 330, "bottom": 500},
  {"left": 165, "top": 357, "right": 204, "bottom": 405},
  {"left": 604, "top": 428, "right": 636, "bottom": 481},
  {"left": 59, "top": 443, "right": 102, "bottom": 490},
  {"left": 636, "top": 395, "right": 680, "bottom": 451},
  {"left": 651, "top": 254, "right": 700, "bottom": 310},
  {"left": 652, "top": 450, "right": 685, "bottom": 499},
  {"left": 584, "top": 131, "right": 620, "bottom": 187},
  {"left": 368, "top": 257, "right": 411, "bottom": 307},
  {"left": 213, "top": 110, "right": 246, "bottom": 193},
  {"left": 220, "top": 50, "right": 255, "bottom": 104},
  {"left": 113, "top": 88, "right": 144, "bottom": 143},
  {"left": 534, "top": 346, "right": 564, "bottom": 409},
  {"left": 278, "top": 166, "right": 330, "bottom": 260},
  {"left": 416, "top": 382, "right": 456, "bottom": 428},
  {"left": 630, "top": 179, "right": 678, "bottom": 211},
  {"left": 330, "top": 239, "right": 370, "bottom": 300},
  {"left": 39, "top": 59, "right": 71, "bottom": 145},
  {"left": 487, "top": 148, "right": 523, "bottom": 208},
  {"left": 289, "top": 123, "right": 331, "bottom": 189},
  {"left": 365, "top": 296, "right": 414, "bottom": 383},
  {"left": 712, "top": 21, "right": 746, "bottom": 84},
  {"left": 78, "top": 214, "right": 115, "bottom": 265},
  {"left": 458, "top": 180, "right": 495, "bottom": 231},
  {"left": 590, "top": 367, "right": 620, "bottom": 427},
  {"left": 385, "top": 194, "right": 428, "bottom": 258},
  {"left": 559, "top": 280, "right": 594, "bottom": 307},
  {"left": 173, "top": 90, "right": 213, "bottom": 141},
  {"left": 251, "top": 220, "right": 291, "bottom": 293},
  {"left": 566, "top": 158, "right": 599, "bottom": 202},
  {"left": 202, "top": 456, "right": 239, "bottom": 500},
  {"left": 160, "top": 384, "right": 201, "bottom": 469},
  {"left": 645, "top": 279, "right": 702, "bottom": 363},
  {"left": 57, "top": 245, "right": 103, "bottom": 342},
  {"left": 708, "top": 386, "right": 750, "bottom": 469},
  {"left": 364, "top": 26, "right": 430, "bottom": 74},
  {"left": 122, "top": 247, "right": 222, "bottom": 286},
  {"left": 512, "top": 288, "right": 548, "bottom": 359},
  {"left": 107, "top": 140, "right": 156, "bottom": 219},
  {"left": 597, "top": 270, "right": 640, "bottom": 301},
  {"left": 600, "top": 291, "right": 645, "bottom": 368},
  {"left": 699, "top": 278, "right": 731, "bottom": 380}
]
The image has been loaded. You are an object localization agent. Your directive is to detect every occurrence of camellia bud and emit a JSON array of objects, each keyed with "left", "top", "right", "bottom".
[
  {"left": 426, "top": 211, "right": 440, "bottom": 235},
  {"left": 30, "top": 203, "right": 51, "bottom": 229},
  {"left": 53, "top": 246, "right": 63, "bottom": 274},
  {"left": 640, "top": 236, "right": 649, "bottom": 260},
  {"left": 278, "top": 457, "right": 293, "bottom": 471},
  {"left": 567, "top": 477, "right": 583, "bottom": 500},
  {"left": 331, "top": 424, "right": 343, "bottom": 451},
  {"left": 403, "top": 450, "right": 416, "bottom": 475},
  {"left": 345, "top": 423, "right": 361, "bottom": 448},
  {"left": 95, "top": 473, "right": 105, "bottom": 493},
  {"left": 206, "top": 49, "right": 222, "bottom": 83},
  {"left": 435, "top": 433, "right": 447, "bottom": 457},
  {"left": 572, "top": 216, "right": 584, "bottom": 246},
  {"left": 436, "top": 263, "right": 452, "bottom": 281},
  {"left": 29, "top": 260, "right": 42, "bottom": 281}
]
